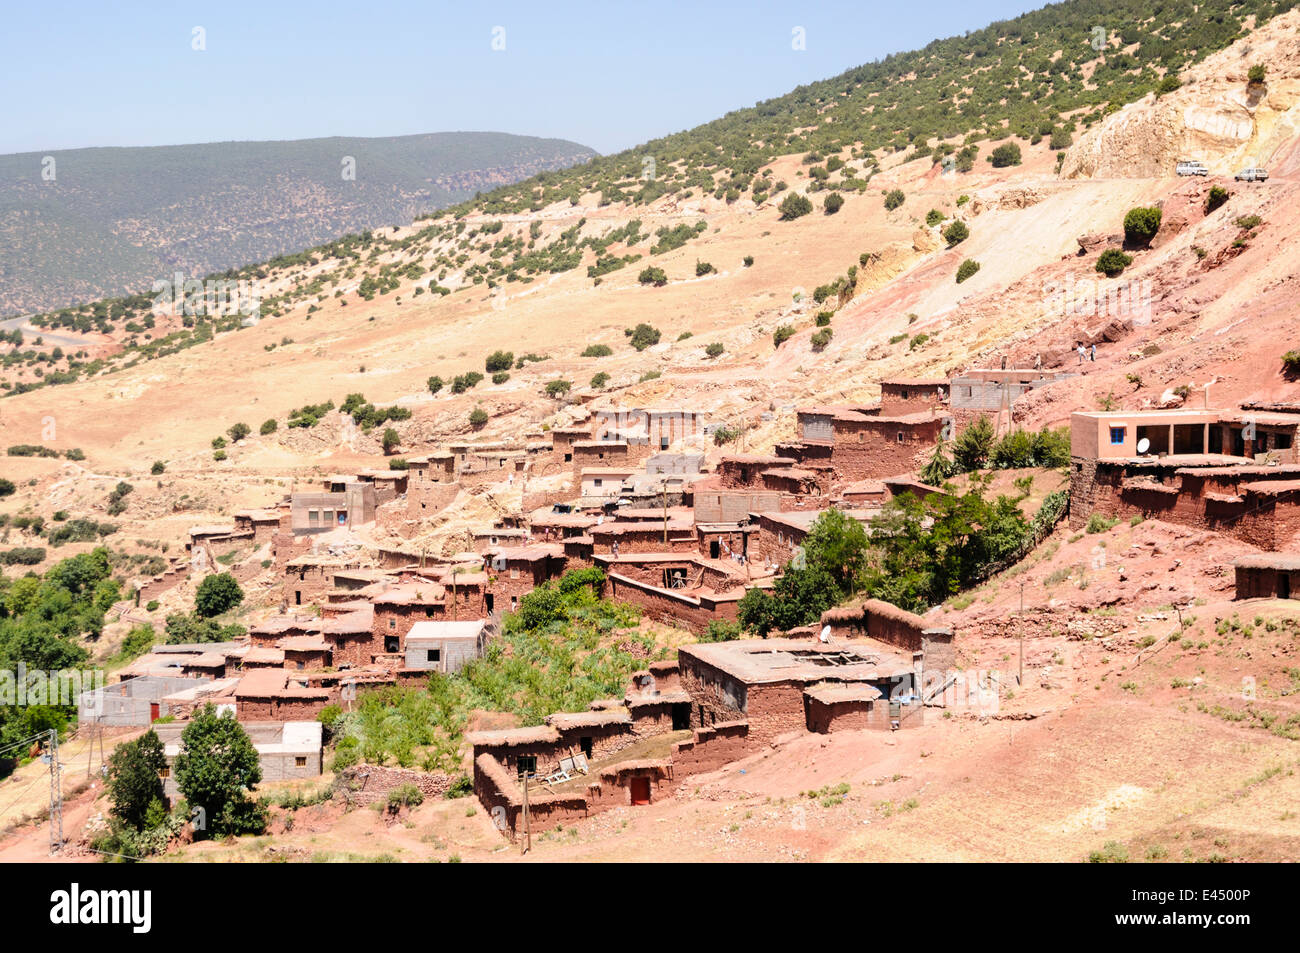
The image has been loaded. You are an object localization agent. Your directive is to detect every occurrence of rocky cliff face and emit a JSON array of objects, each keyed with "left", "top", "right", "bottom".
[{"left": 1062, "top": 10, "right": 1300, "bottom": 179}]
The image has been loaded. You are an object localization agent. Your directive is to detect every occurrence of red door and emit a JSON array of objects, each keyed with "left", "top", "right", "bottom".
[
  {"left": 629, "top": 777, "right": 651, "bottom": 806},
  {"left": 149, "top": 703, "right": 160, "bottom": 722}
]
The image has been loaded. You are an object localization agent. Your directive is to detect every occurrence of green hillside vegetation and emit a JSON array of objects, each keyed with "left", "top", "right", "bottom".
[{"left": 6, "top": 0, "right": 1292, "bottom": 400}]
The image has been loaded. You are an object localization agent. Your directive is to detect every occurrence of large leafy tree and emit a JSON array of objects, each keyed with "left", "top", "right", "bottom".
[
  {"left": 173, "top": 704, "right": 265, "bottom": 837},
  {"left": 738, "top": 509, "right": 872, "bottom": 635},
  {"left": 194, "top": 572, "right": 243, "bottom": 618}
]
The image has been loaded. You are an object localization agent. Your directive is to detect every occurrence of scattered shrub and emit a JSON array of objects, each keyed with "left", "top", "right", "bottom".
[
  {"left": 778, "top": 193, "right": 813, "bottom": 220},
  {"left": 1123, "top": 206, "right": 1162, "bottom": 246},
  {"left": 628, "top": 323, "right": 661, "bottom": 351},
  {"left": 955, "top": 259, "right": 980, "bottom": 283},
  {"left": 1096, "top": 249, "right": 1133, "bottom": 277},
  {"left": 637, "top": 266, "right": 668, "bottom": 287}
]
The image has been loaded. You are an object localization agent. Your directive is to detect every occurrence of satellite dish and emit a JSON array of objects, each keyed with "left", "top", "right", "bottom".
[{"left": 1137, "top": 437, "right": 1151, "bottom": 454}]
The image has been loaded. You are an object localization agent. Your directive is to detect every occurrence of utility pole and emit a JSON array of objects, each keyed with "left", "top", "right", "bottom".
[
  {"left": 48, "top": 729, "right": 63, "bottom": 856},
  {"left": 1018, "top": 581, "right": 1025, "bottom": 687},
  {"left": 662, "top": 479, "right": 669, "bottom": 544},
  {"left": 521, "top": 772, "right": 532, "bottom": 855}
]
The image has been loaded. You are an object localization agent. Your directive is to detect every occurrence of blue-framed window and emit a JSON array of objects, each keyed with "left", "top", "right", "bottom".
[{"left": 1109, "top": 427, "right": 1126, "bottom": 445}]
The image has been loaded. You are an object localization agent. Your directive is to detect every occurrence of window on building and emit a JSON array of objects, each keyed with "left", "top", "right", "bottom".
[
  {"left": 295, "top": 757, "right": 307, "bottom": 768},
  {"left": 426, "top": 649, "right": 441, "bottom": 663},
  {"left": 896, "top": 432, "right": 905, "bottom": 443},
  {"left": 1109, "top": 427, "right": 1126, "bottom": 445},
  {"left": 1277, "top": 432, "right": 1294, "bottom": 450},
  {"left": 900, "top": 389, "right": 909, "bottom": 400},
  {"left": 388, "top": 618, "right": 396, "bottom": 629},
  {"left": 517, "top": 755, "right": 537, "bottom": 778},
  {"left": 385, "top": 636, "right": 399, "bottom": 653},
  {"left": 308, "top": 509, "right": 319, "bottom": 524}
]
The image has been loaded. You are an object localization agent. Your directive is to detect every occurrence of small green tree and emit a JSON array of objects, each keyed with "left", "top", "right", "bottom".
[
  {"left": 637, "top": 266, "right": 668, "bottom": 287},
  {"left": 173, "top": 705, "right": 266, "bottom": 838},
  {"left": 485, "top": 350, "right": 514, "bottom": 373},
  {"left": 1096, "top": 249, "right": 1133, "bottom": 277},
  {"left": 227, "top": 422, "right": 251, "bottom": 442},
  {"left": 194, "top": 572, "right": 243, "bottom": 618},
  {"left": 382, "top": 427, "right": 400, "bottom": 454},
  {"left": 105, "top": 729, "right": 166, "bottom": 830},
  {"left": 705, "top": 342, "right": 724, "bottom": 358},
  {"left": 628, "top": 323, "right": 661, "bottom": 350},
  {"left": 469, "top": 406, "right": 489, "bottom": 428},
  {"left": 1248, "top": 64, "right": 1266, "bottom": 84},
  {"left": 942, "top": 220, "right": 969, "bottom": 246},
  {"left": 427, "top": 375, "right": 444, "bottom": 395},
  {"left": 546, "top": 379, "right": 572, "bottom": 398},
  {"left": 989, "top": 142, "right": 1022, "bottom": 167},
  {"left": 883, "top": 189, "right": 905, "bottom": 211},
  {"left": 1205, "top": 186, "right": 1229, "bottom": 214},
  {"left": 823, "top": 193, "right": 844, "bottom": 214},
  {"left": 590, "top": 371, "right": 610, "bottom": 389},
  {"left": 259, "top": 418, "right": 278, "bottom": 435},
  {"left": 956, "top": 259, "right": 981, "bottom": 283},
  {"left": 952, "top": 415, "right": 995, "bottom": 472}
]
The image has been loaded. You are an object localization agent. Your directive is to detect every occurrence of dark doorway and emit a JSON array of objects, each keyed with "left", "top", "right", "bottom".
[
  {"left": 1280, "top": 574, "right": 1292, "bottom": 600},
  {"left": 709, "top": 540, "right": 720, "bottom": 559},
  {"left": 671, "top": 703, "right": 691, "bottom": 731},
  {"left": 580, "top": 736, "right": 593, "bottom": 759},
  {"left": 485, "top": 593, "right": 494, "bottom": 613},
  {"left": 385, "top": 636, "right": 399, "bottom": 653},
  {"left": 629, "top": 776, "right": 651, "bottom": 805}
]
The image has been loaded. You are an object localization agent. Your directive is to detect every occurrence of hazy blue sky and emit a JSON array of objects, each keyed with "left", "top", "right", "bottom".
[{"left": 1, "top": 0, "right": 1048, "bottom": 156}]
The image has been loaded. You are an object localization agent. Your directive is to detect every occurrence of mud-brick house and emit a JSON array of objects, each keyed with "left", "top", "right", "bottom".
[
  {"left": 1233, "top": 554, "right": 1300, "bottom": 600},
  {"left": 819, "top": 599, "right": 956, "bottom": 673},
  {"left": 371, "top": 581, "right": 450, "bottom": 651},
  {"left": 879, "top": 378, "right": 949, "bottom": 416},
  {"left": 486, "top": 545, "right": 567, "bottom": 613},
  {"left": 321, "top": 605, "right": 378, "bottom": 668},
  {"left": 779, "top": 402, "right": 950, "bottom": 483},
  {"left": 676, "top": 638, "right": 920, "bottom": 745},
  {"left": 232, "top": 509, "right": 283, "bottom": 543},
  {"left": 233, "top": 668, "right": 334, "bottom": 720}
]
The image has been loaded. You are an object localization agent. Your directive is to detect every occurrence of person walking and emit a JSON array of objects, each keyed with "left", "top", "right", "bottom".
[
  {"left": 1090, "top": 343, "right": 1097, "bottom": 362},
  {"left": 1076, "top": 342, "right": 1086, "bottom": 365}
]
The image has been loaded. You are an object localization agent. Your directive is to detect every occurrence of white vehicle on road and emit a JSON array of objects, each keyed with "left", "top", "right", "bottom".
[
  {"left": 1176, "top": 160, "right": 1208, "bottom": 176},
  {"left": 1234, "top": 167, "right": 1269, "bottom": 181}
]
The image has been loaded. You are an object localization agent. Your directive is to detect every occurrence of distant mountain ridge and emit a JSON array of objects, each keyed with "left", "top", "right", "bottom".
[{"left": 0, "top": 131, "right": 596, "bottom": 315}]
